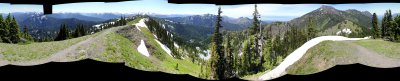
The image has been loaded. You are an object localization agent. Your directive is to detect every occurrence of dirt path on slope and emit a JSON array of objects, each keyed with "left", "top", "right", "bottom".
[
  {"left": 3, "top": 26, "right": 125, "bottom": 66},
  {"left": 345, "top": 41, "right": 400, "bottom": 68}
]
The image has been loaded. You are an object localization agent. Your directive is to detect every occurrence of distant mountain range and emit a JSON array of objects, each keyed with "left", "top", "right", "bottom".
[
  {"left": 21, "top": 14, "right": 100, "bottom": 39},
  {"left": 164, "top": 14, "right": 272, "bottom": 31},
  {"left": 146, "top": 13, "right": 191, "bottom": 18},
  {"left": 1, "top": 12, "right": 132, "bottom": 39},
  {"left": 47, "top": 13, "right": 107, "bottom": 22},
  {"left": 2, "top": 12, "right": 133, "bottom": 22},
  {"left": 145, "top": 14, "right": 273, "bottom": 47}
]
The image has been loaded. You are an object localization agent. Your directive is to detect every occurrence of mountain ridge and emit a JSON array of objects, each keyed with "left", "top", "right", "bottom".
[{"left": 290, "top": 5, "right": 372, "bottom": 29}]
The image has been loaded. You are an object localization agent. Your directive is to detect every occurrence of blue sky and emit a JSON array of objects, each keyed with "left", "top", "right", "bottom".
[
  {"left": 1, "top": 0, "right": 400, "bottom": 21},
  {"left": 0, "top": 4, "right": 42, "bottom": 13}
]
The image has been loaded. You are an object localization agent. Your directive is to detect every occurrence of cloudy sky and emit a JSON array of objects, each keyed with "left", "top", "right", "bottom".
[{"left": 1, "top": 0, "right": 400, "bottom": 21}]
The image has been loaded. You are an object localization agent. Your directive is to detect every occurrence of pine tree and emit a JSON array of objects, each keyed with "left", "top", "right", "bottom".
[
  {"left": 9, "top": 16, "right": 20, "bottom": 43},
  {"left": 262, "top": 34, "right": 272, "bottom": 70},
  {"left": 80, "top": 25, "right": 86, "bottom": 36},
  {"left": 382, "top": 11, "right": 387, "bottom": 38},
  {"left": 0, "top": 14, "right": 4, "bottom": 42},
  {"left": 209, "top": 7, "right": 226, "bottom": 80},
  {"left": 245, "top": 4, "right": 263, "bottom": 74},
  {"left": 372, "top": 13, "right": 379, "bottom": 39},
  {"left": 55, "top": 24, "right": 70, "bottom": 41},
  {"left": 250, "top": 4, "right": 260, "bottom": 35},
  {"left": 307, "top": 17, "right": 316, "bottom": 40},
  {"left": 390, "top": 20, "right": 399, "bottom": 41},
  {"left": 65, "top": 24, "right": 71, "bottom": 39},
  {"left": 382, "top": 10, "right": 393, "bottom": 39},
  {"left": 223, "top": 31, "right": 234, "bottom": 77},
  {"left": 23, "top": 25, "right": 33, "bottom": 41},
  {"left": 388, "top": 21, "right": 396, "bottom": 41},
  {"left": 241, "top": 38, "right": 251, "bottom": 75},
  {"left": 73, "top": 24, "right": 84, "bottom": 38},
  {"left": 3, "top": 14, "right": 12, "bottom": 43},
  {"left": 394, "top": 15, "right": 400, "bottom": 42},
  {"left": 55, "top": 24, "right": 65, "bottom": 41},
  {"left": 387, "top": 10, "right": 394, "bottom": 41}
]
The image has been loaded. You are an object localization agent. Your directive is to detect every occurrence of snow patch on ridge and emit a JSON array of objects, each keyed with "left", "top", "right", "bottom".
[{"left": 137, "top": 40, "right": 150, "bottom": 57}]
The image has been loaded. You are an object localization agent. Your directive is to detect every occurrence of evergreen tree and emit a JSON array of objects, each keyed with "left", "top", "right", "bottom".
[
  {"left": 235, "top": 4, "right": 265, "bottom": 76},
  {"left": 372, "top": 13, "right": 379, "bottom": 39},
  {"left": 9, "top": 16, "right": 20, "bottom": 43},
  {"left": 262, "top": 33, "right": 273, "bottom": 70},
  {"left": 390, "top": 20, "right": 399, "bottom": 41},
  {"left": 23, "top": 25, "right": 33, "bottom": 41},
  {"left": 73, "top": 24, "right": 81, "bottom": 38},
  {"left": 3, "top": 14, "right": 12, "bottom": 43},
  {"left": 380, "top": 9, "right": 398, "bottom": 41},
  {"left": 209, "top": 7, "right": 226, "bottom": 79},
  {"left": 388, "top": 10, "right": 393, "bottom": 21},
  {"left": 144, "top": 17, "right": 182, "bottom": 59},
  {"left": 381, "top": 10, "right": 393, "bottom": 39},
  {"left": 73, "top": 24, "right": 85, "bottom": 38},
  {"left": 55, "top": 24, "right": 70, "bottom": 41},
  {"left": 250, "top": 4, "right": 260, "bottom": 35},
  {"left": 241, "top": 38, "right": 252, "bottom": 75},
  {"left": 55, "top": 24, "right": 64, "bottom": 41},
  {"left": 65, "top": 24, "right": 71, "bottom": 39},
  {"left": 307, "top": 17, "right": 316, "bottom": 40},
  {"left": 381, "top": 11, "right": 387, "bottom": 38},
  {"left": 80, "top": 25, "right": 86, "bottom": 36},
  {"left": 272, "top": 34, "right": 281, "bottom": 65},
  {"left": 223, "top": 31, "right": 234, "bottom": 77},
  {"left": 387, "top": 10, "right": 394, "bottom": 40},
  {"left": 0, "top": 14, "right": 4, "bottom": 42},
  {"left": 395, "top": 15, "right": 400, "bottom": 42}
]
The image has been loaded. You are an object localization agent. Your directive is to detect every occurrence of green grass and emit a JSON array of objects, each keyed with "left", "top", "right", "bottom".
[
  {"left": 319, "top": 20, "right": 362, "bottom": 36},
  {"left": 286, "top": 41, "right": 356, "bottom": 75},
  {"left": 0, "top": 25, "right": 122, "bottom": 62},
  {"left": 0, "top": 17, "right": 202, "bottom": 79},
  {"left": 100, "top": 18, "right": 201, "bottom": 78},
  {"left": 140, "top": 27, "right": 201, "bottom": 76},
  {"left": 139, "top": 27, "right": 167, "bottom": 59},
  {"left": 287, "top": 39, "right": 400, "bottom": 75},
  {"left": 354, "top": 39, "right": 400, "bottom": 59},
  {"left": 104, "top": 32, "right": 154, "bottom": 70},
  {"left": 0, "top": 16, "right": 201, "bottom": 78},
  {"left": 0, "top": 34, "right": 93, "bottom": 62},
  {"left": 318, "top": 17, "right": 331, "bottom": 31},
  {"left": 127, "top": 16, "right": 143, "bottom": 26},
  {"left": 241, "top": 71, "right": 269, "bottom": 80}
]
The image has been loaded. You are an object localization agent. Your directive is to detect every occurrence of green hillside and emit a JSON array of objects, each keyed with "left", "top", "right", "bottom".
[
  {"left": 91, "top": 17, "right": 204, "bottom": 77},
  {"left": 318, "top": 20, "right": 363, "bottom": 36},
  {"left": 0, "top": 17, "right": 204, "bottom": 79},
  {"left": 286, "top": 39, "right": 400, "bottom": 75},
  {"left": 286, "top": 41, "right": 355, "bottom": 75},
  {"left": 0, "top": 30, "right": 94, "bottom": 62},
  {"left": 354, "top": 39, "right": 400, "bottom": 59}
]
